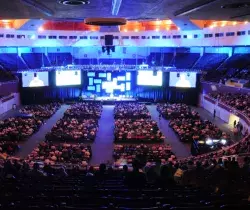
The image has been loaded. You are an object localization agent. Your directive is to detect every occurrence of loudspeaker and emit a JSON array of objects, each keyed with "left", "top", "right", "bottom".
[{"left": 105, "top": 35, "right": 114, "bottom": 46}]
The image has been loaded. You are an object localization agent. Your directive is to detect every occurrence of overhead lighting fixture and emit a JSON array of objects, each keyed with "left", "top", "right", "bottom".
[
  {"left": 134, "top": 28, "right": 138, "bottom": 32},
  {"left": 233, "top": 21, "right": 237, "bottom": 25},
  {"left": 38, "top": 26, "right": 44, "bottom": 32},
  {"left": 21, "top": 0, "right": 54, "bottom": 16},
  {"left": 244, "top": 21, "right": 248, "bottom": 24},
  {"left": 174, "top": 0, "right": 219, "bottom": 16},
  {"left": 2, "top": 20, "right": 9, "bottom": 23},
  {"left": 123, "top": 28, "right": 127, "bottom": 32},
  {"left": 5, "top": 25, "right": 10, "bottom": 29},
  {"left": 58, "top": 0, "right": 90, "bottom": 5},
  {"left": 155, "top": 28, "right": 159, "bottom": 32}
]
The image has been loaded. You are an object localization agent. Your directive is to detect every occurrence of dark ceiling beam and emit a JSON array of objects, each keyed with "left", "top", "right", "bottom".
[
  {"left": 174, "top": 0, "right": 219, "bottom": 17},
  {"left": 20, "top": 0, "right": 54, "bottom": 17},
  {"left": 112, "top": 0, "right": 123, "bottom": 16}
]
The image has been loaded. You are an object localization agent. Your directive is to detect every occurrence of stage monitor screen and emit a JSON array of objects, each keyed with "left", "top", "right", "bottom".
[
  {"left": 169, "top": 72, "right": 197, "bottom": 88},
  {"left": 137, "top": 70, "right": 162, "bottom": 86},
  {"left": 56, "top": 70, "right": 81, "bottom": 86},
  {"left": 22, "top": 72, "right": 49, "bottom": 87},
  {"left": 87, "top": 72, "right": 95, "bottom": 77}
]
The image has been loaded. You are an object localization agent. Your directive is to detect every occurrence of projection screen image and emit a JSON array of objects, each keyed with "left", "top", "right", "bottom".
[{"left": 169, "top": 72, "right": 197, "bottom": 88}]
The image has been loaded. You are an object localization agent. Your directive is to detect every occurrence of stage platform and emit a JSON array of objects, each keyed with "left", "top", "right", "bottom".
[{"left": 81, "top": 97, "right": 137, "bottom": 105}]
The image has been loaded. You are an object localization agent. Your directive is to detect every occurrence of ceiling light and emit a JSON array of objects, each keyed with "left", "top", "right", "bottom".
[
  {"left": 233, "top": 21, "right": 237, "bottom": 25},
  {"left": 2, "top": 20, "right": 9, "bottom": 23},
  {"left": 244, "top": 21, "right": 248, "bottom": 24},
  {"left": 134, "top": 28, "right": 138, "bottom": 32},
  {"left": 123, "top": 29, "right": 127, "bottom": 32},
  {"left": 58, "top": 0, "right": 90, "bottom": 5},
  {"left": 5, "top": 25, "right": 10, "bottom": 29},
  {"left": 38, "top": 26, "right": 44, "bottom": 32},
  {"left": 155, "top": 28, "right": 159, "bottom": 32}
]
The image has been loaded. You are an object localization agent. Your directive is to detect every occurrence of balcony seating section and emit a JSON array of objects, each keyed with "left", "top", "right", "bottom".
[
  {"left": 163, "top": 53, "right": 174, "bottom": 66},
  {"left": 74, "top": 58, "right": 98, "bottom": 65},
  {"left": 193, "top": 53, "right": 228, "bottom": 70},
  {"left": 170, "top": 53, "right": 200, "bottom": 69},
  {"left": 0, "top": 53, "right": 27, "bottom": 71},
  {"left": 22, "top": 53, "right": 50, "bottom": 69},
  {"left": 48, "top": 53, "right": 73, "bottom": 66},
  {"left": 218, "top": 53, "right": 250, "bottom": 71},
  {"left": 147, "top": 53, "right": 162, "bottom": 65},
  {"left": 0, "top": 69, "right": 16, "bottom": 82},
  {"left": 98, "top": 58, "right": 123, "bottom": 65}
]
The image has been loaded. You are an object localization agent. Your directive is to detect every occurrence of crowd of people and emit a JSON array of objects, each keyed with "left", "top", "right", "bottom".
[
  {"left": 27, "top": 141, "right": 92, "bottom": 166},
  {"left": 64, "top": 102, "right": 102, "bottom": 119},
  {"left": 0, "top": 141, "right": 19, "bottom": 156},
  {"left": 157, "top": 103, "right": 230, "bottom": 144},
  {"left": 19, "top": 102, "right": 61, "bottom": 119},
  {"left": 0, "top": 117, "right": 43, "bottom": 142},
  {"left": 113, "top": 144, "right": 174, "bottom": 166},
  {"left": 0, "top": 69, "right": 16, "bottom": 82},
  {"left": 114, "top": 103, "right": 151, "bottom": 119},
  {"left": 46, "top": 117, "right": 98, "bottom": 142},
  {"left": 114, "top": 118, "right": 165, "bottom": 142},
  {"left": 209, "top": 92, "right": 250, "bottom": 118}
]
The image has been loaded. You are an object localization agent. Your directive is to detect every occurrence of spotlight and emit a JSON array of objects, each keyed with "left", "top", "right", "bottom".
[{"left": 38, "top": 26, "right": 44, "bottom": 32}]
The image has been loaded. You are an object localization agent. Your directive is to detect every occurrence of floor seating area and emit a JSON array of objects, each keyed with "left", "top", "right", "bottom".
[
  {"left": 48, "top": 53, "right": 73, "bottom": 66},
  {"left": 27, "top": 141, "right": 92, "bottom": 166},
  {"left": 46, "top": 103, "right": 102, "bottom": 143},
  {"left": 113, "top": 144, "right": 174, "bottom": 165},
  {"left": 157, "top": 103, "right": 230, "bottom": 145},
  {"left": 0, "top": 53, "right": 27, "bottom": 71},
  {"left": 19, "top": 103, "right": 61, "bottom": 119}
]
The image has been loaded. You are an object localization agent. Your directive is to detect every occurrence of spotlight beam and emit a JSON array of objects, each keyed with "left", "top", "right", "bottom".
[
  {"left": 21, "top": 0, "right": 54, "bottom": 17},
  {"left": 174, "top": 0, "right": 219, "bottom": 17},
  {"left": 112, "top": 0, "right": 123, "bottom": 16}
]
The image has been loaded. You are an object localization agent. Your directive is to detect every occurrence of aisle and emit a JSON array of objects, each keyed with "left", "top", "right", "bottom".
[
  {"left": 90, "top": 105, "right": 115, "bottom": 165},
  {"left": 147, "top": 105, "right": 191, "bottom": 158},
  {"left": 16, "top": 105, "right": 69, "bottom": 158}
]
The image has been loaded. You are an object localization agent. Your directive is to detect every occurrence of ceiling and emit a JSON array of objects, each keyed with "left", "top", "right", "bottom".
[{"left": 1, "top": 0, "right": 250, "bottom": 21}]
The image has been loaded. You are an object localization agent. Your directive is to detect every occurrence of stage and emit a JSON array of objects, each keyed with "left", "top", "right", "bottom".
[{"left": 82, "top": 96, "right": 137, "bottom": 104}]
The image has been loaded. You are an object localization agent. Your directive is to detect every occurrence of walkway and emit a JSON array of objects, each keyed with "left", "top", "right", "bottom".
[
  {"left": 193, "top": 107, "right": 242, "bottom": 143},
  {"left": 147, "top": 105, "right": 191, "bottom": 158},
  {"left": 16, "top": 105, "right": 69, "bottom": 158},
  {"left": 90, "top": 105, "right": 115, "bottom": 165}
]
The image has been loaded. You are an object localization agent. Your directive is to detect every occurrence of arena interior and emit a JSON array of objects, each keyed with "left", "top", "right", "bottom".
[{"left": 0, "top": 0, "right": 250, "bottom": 209}]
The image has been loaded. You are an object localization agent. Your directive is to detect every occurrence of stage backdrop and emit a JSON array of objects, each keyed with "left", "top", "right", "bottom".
[{"left": 19, "top": 71, "right": 200, "bottom": 105}]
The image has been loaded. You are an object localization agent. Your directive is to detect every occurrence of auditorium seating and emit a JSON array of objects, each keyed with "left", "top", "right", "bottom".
[
  {"left": 0, "top": 69, "right": 16, "bottom": 82},
  {"left": 0, "top": 53, "right": 28, "bottom": 71},
  {"left": 170, "top": 53, "right": 200, "bottom": 69},
  {"left": 193, "top": 53, "right": 228, "bottom": 71},
  {"left": 21, "top": 53, "right": 50, "bottom": 69},
  {"left": 218, "top": 53, "right": 250, "bottom": 71},
  {"left": 163, "top": 53, "right": 174, "bottom": 66},
  {"left": 48, "top": 53, "right": 73, "bottom": 66}
]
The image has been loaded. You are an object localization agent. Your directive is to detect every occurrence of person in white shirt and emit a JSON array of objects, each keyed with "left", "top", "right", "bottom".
[
  {"left": 29, "top": 73, "right": 44, "bottom": 87},
  {"left": 176, "top": 74, "right": 191, "bottom": 88}
]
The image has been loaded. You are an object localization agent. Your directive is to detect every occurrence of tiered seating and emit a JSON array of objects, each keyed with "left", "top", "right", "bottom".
[
  {"left": 148, "top": 53, "right": 162, "bottom": 65},
  {"left": 218, "top": 53, "right": 250, "bottom": 71},
  {"left": 193, "top": 53, "right": 228, "bottom": 70},
  {"left": 209, "top": 92, "right": 250, "bottom": 119},
  {"left": 74, "top": 58, "right": 98, "bottom": 65},
  {"left": 170, "top": 53, "right": 200, "bottom": 69},
  {"left": 163, "top": 53, "right": 174, "bottom": 66},
  {"left": 0, "top": 156, "right": 249, "bottom": 210},
  {"left": 46, "top": 103, "right": 102, "bottom": 142},
  {"left": 19, "top": 102, "right": 61, "bottom": 119},
  {"left": 21, "top": 53, "right": 50, "bottom": 69},
  {"left": 48, "top": 53, "right": 73, "bottom": 66},
  {"left": 0, "top": 53, "right": 28, "bottom": 71},
  {"left": 0, "top": 69, "right": 16, "bottom": 82},
  {"left": 27, "top": 141, "right": 92, "bottom": 166}
]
